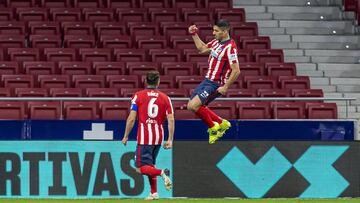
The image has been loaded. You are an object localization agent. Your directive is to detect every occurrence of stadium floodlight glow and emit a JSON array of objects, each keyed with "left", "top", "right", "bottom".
[
  {"left": 332, "top": 30, "right": 337, "bottom": 34},
  {"left": 320, "top": 16, "right": 324, "bottom": 19},
  {"left": 307, "top": 1, "right": 311, "bottom": 5},
  {"left": 345, "top": 45, "right": 350, "bottom": 49}
]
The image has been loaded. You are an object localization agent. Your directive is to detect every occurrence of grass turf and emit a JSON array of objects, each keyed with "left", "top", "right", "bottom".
[{"left": 0, "top": 199, "right": 360, "bottom": 203}]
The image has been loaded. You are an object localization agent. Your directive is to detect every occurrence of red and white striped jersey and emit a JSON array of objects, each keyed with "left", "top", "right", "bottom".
[
  {"left": 131, "top": 88, "right": 174, "bottom": 145},
  {"left": 206, "top": 39, "right": 239, "bottom": 85}
]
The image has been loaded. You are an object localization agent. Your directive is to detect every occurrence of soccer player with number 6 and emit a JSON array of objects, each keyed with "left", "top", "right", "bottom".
[{"left": 122, "top": 71, "right": 174, "bottom": 200}]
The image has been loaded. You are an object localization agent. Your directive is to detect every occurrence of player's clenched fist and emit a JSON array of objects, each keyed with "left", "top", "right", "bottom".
[{"left": 188, "top": 25, "right": 198, "bottom": 35}]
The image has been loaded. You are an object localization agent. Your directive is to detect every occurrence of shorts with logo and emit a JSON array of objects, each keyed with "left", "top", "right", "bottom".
[
  {"left": 135, "top": 144, "right": 161, "bottom": 168},
  {"left": 190, "top": 79, "right": 221, "bottom": 105}
]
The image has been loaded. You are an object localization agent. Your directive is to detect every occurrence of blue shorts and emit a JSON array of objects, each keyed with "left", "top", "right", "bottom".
[
  {"left": 190, "top": 79, "right": 221, "bottom": 105},
  {"left": 135, "top": 145, "right": 161, "bottom": 168}
]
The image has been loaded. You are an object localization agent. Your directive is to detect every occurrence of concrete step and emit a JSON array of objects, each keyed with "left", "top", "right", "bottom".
[
  {"left": 259, "top": 27, "right": 285, "bottom": 35},
  {"left": 310, "top": 77, "right": 330, "bottom": 85},
  {"left": 331, "top": 78, "right": 360, "bottom": 85},
  {"left": 268, "top": 34, "right": 291, "bottom": 42},
  {"left": 318, "top": 63, "right": 360, "bottom": 71},
  {"left": 292, "top": 35, "right": 359, "bottom": 43},
  {"left": 337, "top": 106, "right": 357, "bottom": 113},
  {"left": 337, "top": 85, "right": 360, "bottom": 93},
  {"left": 246, "top": 13, "right": 273, "bottom": 20},
  {"left": 311, "top": 56, "right": 360, "bottom": 63},
  {"left": 324, "top": 70, "right": 360, "bottom": 77},
  {"left": 268, "top": 6, "right": 341, "bottom": 14},
  {"left": 343, "top": 93, "right": 360, "bottom": 105},
  {"left": 284, "top": 49, "right": 304, "bottom": 56},
  {"left": 285, "top": 56, "right": 311, "bottom": 63},
  {"left": 271, "top": 42, "right": 298, "bottom": 49},
  {"left": 234, "top": 5, "right": 266, "bottom": 13},
  {"left": 296, "top": 63, "right": 317, "bottom": 71},
  {"left": 274, "top": 13, "right": 342, "bottom": 21},
  {"left": 234, "top": 0, "right": 343, "bottom": 6},
  {"left": 311, "top": 85, "right": 337, "bottom": 92},
  {"left": 298, "top": 42, "right": 359, "bottom": 50},
  {"left": 297, "top": 70, "right": 324, "bottom": 77},
  {"left": 279, "top": 20, "right": 353, "bottom": 29},
  {"left": 305, "top": 50, "right": 360, "bottom": 57},
  {"left": 339, "top": 112, "right": 360, "bottom": 119},
  {"left": 285, "top": 27, "right": 354, "bottom": 35},
  {"left": 255, "top": 20, "right": 279, "bottom": 27}
]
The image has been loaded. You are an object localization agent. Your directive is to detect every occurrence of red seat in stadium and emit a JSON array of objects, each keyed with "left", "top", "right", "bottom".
[
  {"left": 50, "top": 88, "right": 83, "bottom": 97},
  {"left": 205, "top": 0, "right": 231, "bottom": 8},
  {"left": 265, "top": 63, "right": 296, "bottom": 76},
  {"left": 41, "top": 0, "right": 71, "bottom": 7},
  {"left": 170, "top": 36, "right": 195, "bottom": 49},
  {"left": 170, "top": 0, "right": 200, "bottom": 8},
  {"left": 28, "top": 101, "right": 61, "bottom": 120},
  {"left": 2, "top": 75, "right": 34, "bottom": 88},
  {"left": 73, "top": 75, "right": 105, "bottom": 88},
  {"left": 306, "top": 102, "right": 338, "bottom": 119},
  {"left": 232, "top": 22, "right": 258, "bottom": 37},
  {"left": 116, "top": 8, "right": 148, "bottom": 23},
  {"left": 120, "top": 88, "right": 142, "bottom": 97},
  {"left": 272, "top": 102, "right": 306, "bottom": 119},
  {"left": 63, "top": 101, "right": 99, "bottom": 120},
  {"left": 142, "top": 75, "right": 175, "bottom": 88},
  {"left": 176, "top": 76, "right": 203, "bottom": 89},
  {"left": 197, "top": 62, "right": 209, "bottom": 76},
  {"left": 237, "top": 101, "right": 271, "bottom": 119},
  {"left": 0, "top": 35, "right": 25, "bottom": 48},
  {"left": 74, "top": 0, "right": 103, "bottom": 7},
  {"left": 0, "top": 21, "right": 26, "bottom": 35},
  {"left": 0, "top": 101, "right": 26, "bottom": 119},
  {"left": 161, "top": 62, "right": 194, "bottom": 76},
  {"left": 215, "top": 8, "right": 246, "bottom": 22},
  {"left": 23, "top": 61, "right": 56, "bottom": 75},
  {"left": 95, "top": 22, "right": 126, "bottom": 36},
  {"left": 226, "top": 88, "right": 257, "bottom": 97},
  {"left": 83, "top": 8, "right": 114, "bottom": 22},
  {"left": 194, "top": 22, "right": 213, "bottom": 38},
  {"left": 140, "top": 0, "right": 168, "bottom": 8},
  {"left": 257, "top": 89, "right": 290, "bottom": 97},
  {"left": 38, "top": 75, "right": 71, "bottom": 88},
  {"left": 149, "top": 49, "right": 182, "bottom": 62},
  {"left": 62, "top": 22, "right": 94, "bottom": 35},
  {"left": 239, "top": 62, "right": 265, "bottom": 76},
  {"left": 172, "top": 101, "right": 197, "bottom": 119},
  {"left": 64, "top": 35, "right": 96, "bottom": 48},
  {"left": 0, "top": 62, "right": 20, "bottom": 75},
  {"left": 6, "top": 0, "right": 34, "bottom": 7},
  {"left": 149, "top": 8, "right": 179, "bottom": 23},
  {"left": 292, "top": 89, "right": 324, "bottom": 98},
  {"left": 44, "top": 48, "right": 77, "bottom": 61},
  {"left": 16, "top": 8, "right": 48, "bottom": 21},
  {"left": 136, "top": 36, "right": 167, "bottom": 49},
  {"left": 161, "top": 22, "right": 189, "bottom": 36},
  {"left": 279, "top": 76, "right": 310, "bottom": 89},
  {"left": 126, "top": 62, "right": 158, "bottom": 75},
  {"left": 50, "top": 8, "right": 82, "bottom": 21},
  {"left": 15, "top": 88, "right": 48, "bottom": 97},
  {"left": 253, "top": 49, "right": 284, "bottom": 63},
  {"left": 183, "top": 8, "right": 213, "bottom": 22},
  {"left": 79, "top": 48, "right": 112, "bottom": 62},
  {"left": 161, "top": 88, "right": 188, "bottom": 97},
  {"left": 240, "top": 36, "right": 271, "bottom": 50},
  {"left": 0, "top": 8, "right": 14, "bottom": 21},
  {"left": 86, "top": 88, "right": 119, "bottom": 97},
  {"left": 93, "top": 61, "right": 125, "bottom": 75},
  {"left": 237, "top": 50, "right": 252, "bottom": 62},
  {"left": 107, "top": 75, "right": 140, "bottom": 88},
  {"left": 0, "top": 88, "right": 13, "bottom": 96},
  {"left": 99, "top": 101, "right": 130, "bottom": 120},
  {"left": 106, "top": 0, "right": 136, "bottom": 8},
  {"left": 99, "top": 35, "right": 132, "bottom": 48},
  {"left": 28, "top": 21, "right": 60, "bottom": 35},
  {"left": 244, "top": 76, "right": 278, "bottom": 89},
  {"left": 8, "top": 48, "right": 40, "bottom": 62},
  {"left": 114, "top": 48, "right": 147, "bottom": 62},
  {"left": 184, "top": 49, "right": 208, "bottom": 63},
  {"left": 128, "top": 22, "right": 159, "bottom": 36},
  {"left": 58, "top": 61, "right": 92, "bottom": 75},
  {"left": 29, "top": 35, "right": 62, "bottom": 48},
  {"left": 208, "top": 101, "right": 237, "bottom": 119}
]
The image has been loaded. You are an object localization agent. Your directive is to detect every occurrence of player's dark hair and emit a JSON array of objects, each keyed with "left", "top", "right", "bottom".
[
  {"left": 215, "top": 19, "right": 230, "bottom": 31},
  {"left": 146, "top": 70, "right": 160, "bottom": 86}
]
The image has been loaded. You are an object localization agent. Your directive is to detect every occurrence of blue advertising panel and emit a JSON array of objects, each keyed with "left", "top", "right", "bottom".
[{"left": 0, "top": 141, "right": 172, "bottom": 199}]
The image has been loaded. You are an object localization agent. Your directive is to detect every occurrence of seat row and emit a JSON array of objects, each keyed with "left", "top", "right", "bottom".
[
  {"left": 3, "top": 0, "right": 233, "bottom": 9},
  {"left": 0, "top": 74, "right": 309, "bottom": 89},
  {"left": 0, "top": 100, "right": 337, "bottom": 120},
  {"left": 0, "top": 87, "right": 323, "bottom": 98},
  {"left": 0, "top": 7, "right": 245, "bottom": 23},
  {"left": 0, "top": 48, "right": 284, "bottom": 63},
  {"left": 0, "top": 21, "right": 257, "bottom": 38},
  {"left": 0, "top": 35, "right": 269, "bottom": 50},
  {"left": 0, "top": 61, "right": 294, "bottom": 77}
]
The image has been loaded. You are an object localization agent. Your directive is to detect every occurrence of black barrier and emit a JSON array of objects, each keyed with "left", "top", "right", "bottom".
[{"left": 173, "top": 141, "right": 360, "bottom": 198}]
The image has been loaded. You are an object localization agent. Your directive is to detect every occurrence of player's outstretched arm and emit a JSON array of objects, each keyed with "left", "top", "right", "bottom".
[
  {"left": 164, "top": 114, "right": 174, "bottom": 149},
  {"left": 122, "top": 110, "right": 137, "bottom": 146},
  {"left": 217, "top": 63, "right": 241, "bottom": 95},
  {"left": 188, "top": 25, "right": 210, "bottom": 54}
]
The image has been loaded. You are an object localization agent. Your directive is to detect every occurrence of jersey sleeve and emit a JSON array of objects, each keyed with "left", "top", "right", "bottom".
[
  {"left": 226, "top": 43, "right": 239, "bottom": 65},
  {"left": 165, "top": 96, "right": 174, "bottom": 115},
  {"left": 206, "top": 39, "right": 217, "bottom": 48},
  {"left": 130, "top": 94, "right": 139, "bottom": 111}
]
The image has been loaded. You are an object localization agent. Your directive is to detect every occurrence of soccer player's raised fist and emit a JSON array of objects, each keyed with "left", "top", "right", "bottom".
[{"left": 188, "top": 25, "right": 198, "bottom": 35}]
